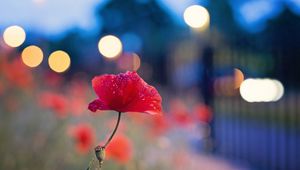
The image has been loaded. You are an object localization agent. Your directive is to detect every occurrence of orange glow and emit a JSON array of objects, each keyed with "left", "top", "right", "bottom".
[
  {"left": 234, "top": 68, "right": 244, "bottom": 89},
  {"left": 21, "top": 45, "right": 43, "bottom": 68},
  {"left": 48, "top": 50, "right": 71, "bottom": 73}
]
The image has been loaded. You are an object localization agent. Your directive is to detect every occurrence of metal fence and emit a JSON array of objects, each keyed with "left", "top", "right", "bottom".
[{"left": 211, "top": 47, "right": 300, "bottom": 170}]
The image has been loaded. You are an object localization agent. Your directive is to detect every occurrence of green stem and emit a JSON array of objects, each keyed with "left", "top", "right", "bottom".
[{"left": 104, "top": 112, "right": 122, "bottom": 148}]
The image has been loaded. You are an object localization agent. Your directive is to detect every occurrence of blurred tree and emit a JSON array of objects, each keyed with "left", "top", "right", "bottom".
[
  {"left": 265, "top": 9, "right": 300, "bottom": 88},
  {"left": 95, "top": 0, "right": 179, "bottom": 83},
  {"left": 211, "top": 0, "right": 300, "bottom": 87}
]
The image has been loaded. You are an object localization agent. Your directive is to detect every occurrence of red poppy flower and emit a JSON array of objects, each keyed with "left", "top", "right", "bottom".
[
  {"left": 69, "top": 123, "right": 95, "bottom": 154},
  {"left": 88, "top": 71, "right": 162, "bottom": 115},
  {"left": 39, "top": 91, "right": 68, "bottom": 118},
  {"left": 105, "top": 134, "right": 132, "bottom": 164}
]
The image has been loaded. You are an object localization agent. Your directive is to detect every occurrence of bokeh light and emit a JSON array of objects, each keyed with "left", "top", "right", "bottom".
[
  {"left": 48, "top": 50, "right": 71, "bottom": 73},
  {"left": 273, "top": 80, "right": 284, "bottom": 101},
  {"left": 3, "top": 25, "right": 26, "bottom": 47},
  {"left": 21, "top": 45, "right": 44, "bottom": 68},
  {"left": 132, "top": 53, "right": 141, "bottom": 71},
  {"left": 117, "top": 53, "right": 141, "bottom": 71},
  {"left": 240, "top": 78, "right": 284, "bottom": 102},
  {"left": 183, "top": 5, "right": 210, "bottom": 30},
  {"left": 98, "top": 35, "right": 122, "bottom": 59},
  {"left": 234, "top": 68, "right": 245, "bottom": 89}
]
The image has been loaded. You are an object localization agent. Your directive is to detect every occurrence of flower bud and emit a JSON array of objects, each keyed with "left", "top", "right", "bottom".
[{"left": 95, "top": 145, "right": 105, "bottom": 167}]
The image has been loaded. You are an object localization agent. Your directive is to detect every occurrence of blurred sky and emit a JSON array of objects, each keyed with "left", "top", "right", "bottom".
[
  {"left": 230, "top": 0, "right": 300, "bottom": 32},
  {"left": 0, "top": 0, "right": 102, "bottom": 35},
  {"left": 0, "top": 0, "right": 199, "bottom": 36},
  {"left": 1, "top": 0, "right": 300, "bottom": 35}
]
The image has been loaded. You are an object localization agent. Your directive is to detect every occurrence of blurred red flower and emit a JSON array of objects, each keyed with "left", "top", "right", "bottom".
[
  {"left": 169, "top": 99, "right": 192, "bottom": 126},
  {"left": 149, "top": 114, "right": 169, "bottom": 136},
  {"left": 69, "top": 123, "right": 95, "bottom": 154},
  {"left": 39, "top": 92, "right": 68, "bottom": 118},
  {"left": 88, "top": 71, "right": 162, "bottom": 115},
  {"left": 0, "top": 80, "right": 4, "bottom": 96},
  {"left": 2, "top": 58, "right": 33, "bottom": 90},
  {"left": 194, "top": 104, "right": 212, "bottom": 123},
  {"left": 105, "top": 134, "right": 132, "bottom": 164},
  {"left": 44, "top": 72, "right": 63, "bottom": 87},
  {"left": 68, "top": 80, "right": 89, "bottom": 116}
]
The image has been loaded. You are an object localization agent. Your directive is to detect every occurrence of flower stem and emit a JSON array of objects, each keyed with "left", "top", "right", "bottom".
[
  {"left": 86, "top": 112, "right": 122, "bottom": 170},
  {"left": 104, "top": 112, "right": 122, "bottom": 148}
]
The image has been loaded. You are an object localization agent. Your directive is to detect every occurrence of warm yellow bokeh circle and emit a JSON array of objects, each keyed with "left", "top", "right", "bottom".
[
  {"left": 48, "top": 50, "right": 71, "bottom": 73},
  {"left": 21, "top": 45, "right": 44, "bottom": 68}
]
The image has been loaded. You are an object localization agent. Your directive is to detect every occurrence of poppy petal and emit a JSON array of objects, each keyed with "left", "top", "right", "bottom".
[
  {"left": 90, "top": 71, "right": 162, "bottom": 114},
  {"left": 88, "top": 99, "right": 109, "bottom": 112},
  {"left": 122, "top": 77, "right": 162, "bottom": 115}
]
